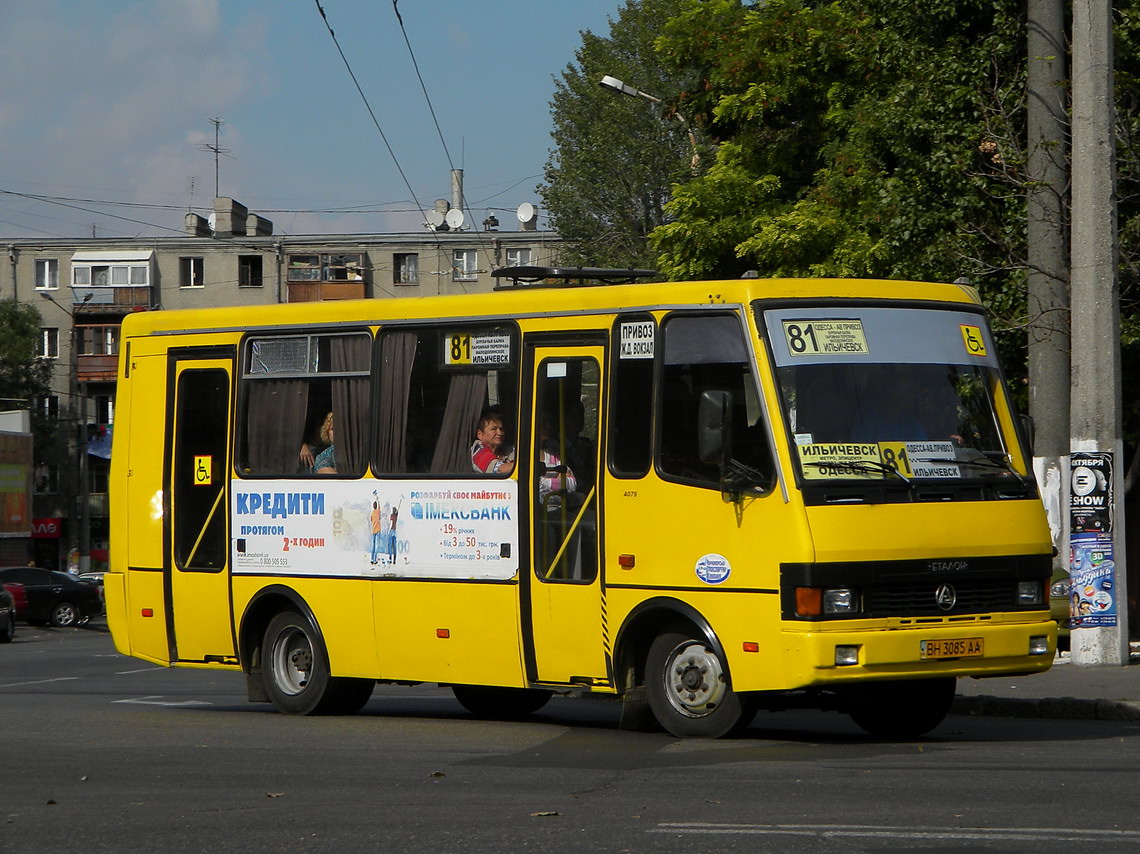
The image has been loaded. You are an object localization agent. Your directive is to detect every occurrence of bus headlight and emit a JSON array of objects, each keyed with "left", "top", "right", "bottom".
[
  {"left": 1029, "top": 636, "right": 1050, "bottom": 656},
  {"left": 1017, "top": 580, "right": 1044, "bottom": 606},
  {"left": 835, "top": 645, "right": 860, "bottom": 666},
  {"left": 823, "top": 587, "right": 858, "bottom": 615}
]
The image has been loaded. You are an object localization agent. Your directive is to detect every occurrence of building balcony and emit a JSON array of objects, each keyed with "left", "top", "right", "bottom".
[
  {"left": 72, "top": 286, "right": 152, "bottom": 313},
  {"left": 287, "top": 282, "right": 366, "bottom": 302},
  {"left": 77, "top": 354, "right": 119, "bottom": 383}
]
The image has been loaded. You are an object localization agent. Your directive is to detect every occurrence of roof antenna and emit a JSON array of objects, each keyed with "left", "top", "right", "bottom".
[{"left": 198, "top": 117, "right": 232, "bottom": 197}]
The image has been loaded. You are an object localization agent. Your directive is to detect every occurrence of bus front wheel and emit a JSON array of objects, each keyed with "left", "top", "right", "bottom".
[
  {"left": 845, "top": 677, "right": 956, "bottom": 738},
  {"left": 645, "top": 627, "right": 750, "bottom": 738},
  {"left": 261, "top": 611, "right": 373, "bottom": 715}
]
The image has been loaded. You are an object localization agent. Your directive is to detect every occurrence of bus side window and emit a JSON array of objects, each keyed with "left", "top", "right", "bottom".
[
  {"left": 658, "top": 314, "right": 773, "bottom": 490},
  {"left": 609, "top": 314, "right": 655, "bottom": 477},
  {"left": 374, "top": 326, "right": 519, "bottom": 475},
  {"left": 240, "top": 332, "right": 370, "bottom": 477}
]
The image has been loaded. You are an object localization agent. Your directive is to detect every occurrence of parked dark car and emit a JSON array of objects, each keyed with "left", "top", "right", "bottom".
[
  {"left": 0, "top": 582, "right": 15, "bottom": 642},
  {"left": 0, "top": 567, "right": 102, "bottom": 627}
]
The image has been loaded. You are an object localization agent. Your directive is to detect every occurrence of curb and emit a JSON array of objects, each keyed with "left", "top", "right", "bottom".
[{"left": 953, "top": 694, "right": 1140, "bottom": 722}]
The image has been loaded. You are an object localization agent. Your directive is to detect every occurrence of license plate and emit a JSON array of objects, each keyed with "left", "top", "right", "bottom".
[{"left": 920, "top": 637, "right": 984, "bottom": 659}]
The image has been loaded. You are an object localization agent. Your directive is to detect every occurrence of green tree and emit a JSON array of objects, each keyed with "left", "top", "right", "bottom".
[
  {"left": 0, "top": 299, "right": 56, "bottom": 446},
  {"left": 650, "top": 0, "right": 1140, "bottom": 442},
  {"left": 540, "top": 0, "right": 698, "bottom": 270}
]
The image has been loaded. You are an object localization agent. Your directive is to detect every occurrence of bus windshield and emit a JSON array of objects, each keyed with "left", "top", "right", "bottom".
[{"left": 758, "top": 303, "right": 1028, "bottom": 488}]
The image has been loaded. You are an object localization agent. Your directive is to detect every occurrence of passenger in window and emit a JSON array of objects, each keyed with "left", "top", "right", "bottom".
[
  {"left": 298, "top": 411, "right": 331, "bottom": 473},
  {"left": 310, "top": 412, "right": 337, "bottom": 473},
  {"left": 538, "top": 416, "right": 577, "bottom": 509},
  {"left": 471, "top": 409, "right": 515, "bottom": 475},
  {"left": 562, "top": 400, "right": 596, "bottom": 494}
]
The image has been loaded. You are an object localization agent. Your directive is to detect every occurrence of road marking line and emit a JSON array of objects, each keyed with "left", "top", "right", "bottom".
[
  {"left": 0, "top": 677, "right": 80, "bottom": 688},
  {"left": 114, "top": 696, "right": 212, "bottom": 707},
  {"left": 116, "top": 666, "right": 165, "bottom": 674},
  {"left": 652, "top": 823, "right": 1140, "bottom": 840}
]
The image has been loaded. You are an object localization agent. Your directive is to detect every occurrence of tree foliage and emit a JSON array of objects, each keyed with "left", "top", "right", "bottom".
[
  {"left": 540, "top": 0, "right": 698, "bottom": 270},
  {"left": 650, "top": 0, "right": 1140, "bottom": 442},
  {"left": 0, "top": 299, "right": 56, "bottom": 446}
]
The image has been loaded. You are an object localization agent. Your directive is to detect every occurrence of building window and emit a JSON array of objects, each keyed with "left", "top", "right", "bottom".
[
  {"left": 37, "top": 328, "right": 59, "bottom": 359},
  {"left": 89, "top": 458, "right": 110, "bottom": 495},
  {"left": 452, "top": 249, "right": 479, "bottom": 282},
  {"left": 180, "top": 257, "right": 204, "bottom": 288},
  {"left": 35, "top": 395, "right": 59, "bottom": 421},
  {"left": 394, "top": 253, "right": 418, "bottom": 285},
  {"left": 505, "top": 248, "right": 532, "bottom": 268},
  {"left": 239, "top": 255, "right": 264, "bottom": 287},
  {"left": 35, "top": 259, "right": 59, "bottom": 290},
  {"left": 286, "top": 253, "right": 364, "bottom": 282},
  {"left": 34, "top": 463, "right": 59, "bottom": 495},
  {"left": 94, "top": 394, "right": 115, "bottom": 426},
  {"left": 77, "top": 325, "right": 119, "bottom": 356},
  {"left": 71, "top": 254, "right": 151, "bottom": 288}
]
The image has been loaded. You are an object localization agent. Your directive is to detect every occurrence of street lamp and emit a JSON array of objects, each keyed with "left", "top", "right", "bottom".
[
  {"left": 38, "top": 291, "right": 90, "bottom": 574},
  {"left": 599, "top": 74, "right": 700, "bottom": 173}
]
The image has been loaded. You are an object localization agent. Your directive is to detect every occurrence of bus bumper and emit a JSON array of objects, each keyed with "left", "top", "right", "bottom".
[{"left": 779, "top": 615, "right": 1056, "bottom": 688}]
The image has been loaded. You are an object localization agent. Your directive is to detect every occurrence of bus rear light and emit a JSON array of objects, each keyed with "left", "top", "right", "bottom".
[
  {"left": 834, "top": 645, "right": 860, "bottom": 666},
  {"left": 436, "top": 628, "right": 450, "bottom": 639},
  {"left": 141, "top": 608, "right": 153, "bottom": 618},
  {"left": 795, "top": 587, "right": 822, "bottom": 616},
  {"left": 742, "top": 641, "right": 759, "bottom": 653}
]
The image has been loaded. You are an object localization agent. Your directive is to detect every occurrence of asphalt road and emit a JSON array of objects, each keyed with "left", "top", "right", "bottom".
[{"left": 4, "top": 624, "right": 1140, "bottom": 853}]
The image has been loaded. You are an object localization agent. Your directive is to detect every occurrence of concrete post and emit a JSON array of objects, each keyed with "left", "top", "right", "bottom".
[
  {"left": 1026, "top": 0, "right": 1070, "bottom": 576},
  {"left": 1069, "top": 0, "right": 1128, "bottom": 664}
]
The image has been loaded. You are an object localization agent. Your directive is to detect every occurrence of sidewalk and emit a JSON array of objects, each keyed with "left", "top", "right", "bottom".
[{"left": 953, "top": 642, "right": 1140, "bottom": 721}]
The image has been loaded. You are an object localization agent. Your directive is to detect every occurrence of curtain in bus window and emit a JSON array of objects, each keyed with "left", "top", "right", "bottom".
[
  {"left": 330, "top": 335, "right": 370, "bottom": 474},
  {"left": 246, "top": 379, "right": 308, "bottom": 474},
  {"left": 376, "top": 331, "right": 418, "bottom": 472},
  {"left": 429, "top": 373, "right": 488, "bottom": 473}
]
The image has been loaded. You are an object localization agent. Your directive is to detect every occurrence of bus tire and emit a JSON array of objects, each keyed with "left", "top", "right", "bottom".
[
  {"left": 846, "top": 677, "right": 956, "bottom": 738},
  {"left": 645, "top": 627, "right": 749, "bottom": 738},
  {"left": 452, "top": 685, "right": 551, "bottom": 719},
  {"left": 261, "top": 610, "right": 372, "bottom": 715}
]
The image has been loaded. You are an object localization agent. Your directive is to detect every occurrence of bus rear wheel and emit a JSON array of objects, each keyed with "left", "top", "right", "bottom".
[
  {"left": 846, "top": 677, "right": 956, "bottom": 738},
  {"left": 452, "top": 685, "right": 552, "bottom": 718},
  {"left": 261, "top": 611, "right": 374, "bottom": 715},
  {"left": 646, "top": 627, "right": 750, "bottom": 738}
]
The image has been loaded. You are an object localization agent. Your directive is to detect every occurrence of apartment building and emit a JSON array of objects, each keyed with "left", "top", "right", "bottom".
[{"left": 1, "top": 197, "right": 562, "bottom": 571}]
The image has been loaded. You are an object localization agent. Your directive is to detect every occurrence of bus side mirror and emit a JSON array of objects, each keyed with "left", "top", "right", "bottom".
[
  {"left": 1020, "top": 414, "right": 1035, "bottom": 454},
  {"left": 698, "top": 390, "right": 733, "bottom": 469}
]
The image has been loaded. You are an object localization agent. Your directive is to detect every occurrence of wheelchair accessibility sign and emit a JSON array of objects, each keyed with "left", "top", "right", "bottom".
[
  {"left": 194, "top": 456, "right": 213, "bottom": 486},
  {"left": 960, "top": 325, "right": 987, "bottom": 356}
]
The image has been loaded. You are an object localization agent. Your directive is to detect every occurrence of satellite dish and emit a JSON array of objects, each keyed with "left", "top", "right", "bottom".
[
  {"left": 516, "top": 202, "right": 536, "bottom": 223},
  {"left": 445, "top": 208, "right": 465, "bottom": 230},
  {"left": 425, "top": 210, "right": 445, "bottom": 229}
]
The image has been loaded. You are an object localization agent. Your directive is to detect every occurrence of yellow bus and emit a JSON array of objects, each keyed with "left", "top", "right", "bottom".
[{"left": 106, "top": 268, "right": 1055, "bottom": 738}]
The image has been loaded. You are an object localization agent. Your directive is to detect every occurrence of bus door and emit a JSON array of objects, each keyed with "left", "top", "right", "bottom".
[
  {"left": 166, "top": 351, "right": 236, "bottom": 663},
  {"left": 524, "top": 342, "right": 608, "bottom": 685}
]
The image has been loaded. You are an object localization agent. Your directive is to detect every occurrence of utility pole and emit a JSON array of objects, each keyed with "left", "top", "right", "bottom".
[
  {"left": 1069, "top": 0, "right": 1128, "bottom": 664},
  {"left": 1026, "top": 0, "right": 1070, "bottom": 578}
]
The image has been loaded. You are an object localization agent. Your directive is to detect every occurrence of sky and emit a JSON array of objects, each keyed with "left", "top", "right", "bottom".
[{"left": 0, "top": 0, "right": 626, "bottom": 239}]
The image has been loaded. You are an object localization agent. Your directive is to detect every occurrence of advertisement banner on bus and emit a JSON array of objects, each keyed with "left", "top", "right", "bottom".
[{"left": 231, "top": 479, "right": 519, "bottom": 581}]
